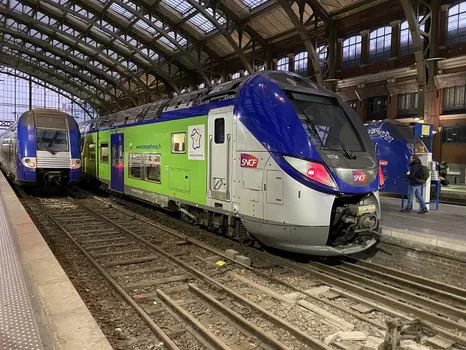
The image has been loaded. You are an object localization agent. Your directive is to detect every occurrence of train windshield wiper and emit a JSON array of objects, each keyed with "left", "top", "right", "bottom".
[{"left": 300, "top": 108, "right": 356, "bottom": 160}]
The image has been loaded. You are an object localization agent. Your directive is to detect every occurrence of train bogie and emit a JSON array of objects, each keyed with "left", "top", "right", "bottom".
[{"left": 80, "top": 71, "right": 382, "bottom": 256}]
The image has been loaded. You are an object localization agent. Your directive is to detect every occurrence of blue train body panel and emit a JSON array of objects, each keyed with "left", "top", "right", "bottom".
[{"left": 366, "top": 120, "right": 429, "bottom": 194}]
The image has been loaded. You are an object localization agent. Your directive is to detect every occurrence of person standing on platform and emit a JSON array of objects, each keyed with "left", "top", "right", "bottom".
[{"left": 401, "top": 154, "right": 429, "bottom": 214}]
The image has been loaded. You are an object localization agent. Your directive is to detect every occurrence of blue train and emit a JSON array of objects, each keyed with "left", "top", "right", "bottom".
[
  {"left": 366, "top": 120, "right": 434, "bottom": 195},
  {"left": 0, "top": 109, "right": 81, "bottom": 187},
  {"left": 80, "top": 71, "right": 383, "bottom": 256}
]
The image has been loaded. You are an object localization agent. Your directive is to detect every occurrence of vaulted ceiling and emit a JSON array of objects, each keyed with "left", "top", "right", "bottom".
[{"left": 0, "top": 0, "right": 384, "bottom": 115}]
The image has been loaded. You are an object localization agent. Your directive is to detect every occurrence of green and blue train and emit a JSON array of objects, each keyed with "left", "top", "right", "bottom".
[{"left": 80, "top": 71, "right": 383, "bottom": 256}]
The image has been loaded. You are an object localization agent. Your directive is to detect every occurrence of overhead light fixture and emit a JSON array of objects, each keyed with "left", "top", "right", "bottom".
[{"left": 324, "top": 78, "right": 339, "bottom": 82}]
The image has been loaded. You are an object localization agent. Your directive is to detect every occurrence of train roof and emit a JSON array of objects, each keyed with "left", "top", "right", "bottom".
[{"left": 84, "top": 71, "right": 326, "bottom": 131}]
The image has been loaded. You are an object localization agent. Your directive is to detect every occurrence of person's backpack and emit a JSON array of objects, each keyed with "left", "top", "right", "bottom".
[{"left": 416, "top": 165, "right": 430, "bottom": 183}]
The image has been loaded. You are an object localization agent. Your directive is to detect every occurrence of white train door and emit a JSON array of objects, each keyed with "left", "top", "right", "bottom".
[{"left": 208, "top": 107, "right": 234, "bottom": 202}]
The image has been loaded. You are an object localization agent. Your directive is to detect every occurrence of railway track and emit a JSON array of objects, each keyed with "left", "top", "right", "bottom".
[
  {"left": 82, "top": 189, "right": 466, "bottom": 350},
  {"left": 21, "top": 190, "right": 341, "bottom": 350}
]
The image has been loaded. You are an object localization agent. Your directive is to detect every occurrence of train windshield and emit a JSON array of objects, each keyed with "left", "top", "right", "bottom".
[
  {"left": 286, "top": 91, "right": 364, "bottom": 152},
  {"left": 36, "top": 129, "right": 69, "bottom": 153}
]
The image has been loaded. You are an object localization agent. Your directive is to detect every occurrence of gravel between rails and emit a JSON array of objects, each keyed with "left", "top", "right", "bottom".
[
  {"left": 20, "top": 197, "right": 164, "bottom": 350},
  {"left": 80, "top": 190, "right": 466, "bottom": 349},
  {"left": 27, "top": 192, "right": 336, "bottom": 350}
]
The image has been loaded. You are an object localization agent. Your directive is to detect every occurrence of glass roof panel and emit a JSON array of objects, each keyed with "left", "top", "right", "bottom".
[
  {"left": 135, "top": 19, "right": 158, "bottom": 34},
  {"left": 188, "top": 8, "right": 226, "bottom": 32},
  {"left": 109, "top": 2, "right": 134, "bottom": 20},
  {"left": 162, "top": 0, "right": 194, "bottom": 15},
  {"left": 158, "top": 36, "right": 177, "bottom": 49},
  {"left": 240, "top": 0, "right": 269, "bottom": 9}
]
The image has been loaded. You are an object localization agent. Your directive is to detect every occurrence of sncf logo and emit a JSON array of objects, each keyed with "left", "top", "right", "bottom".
[
  {"left": 352, "top": 171, "right": 367, "bottom": 183},
  {"left": 379, "top": 160, "right": 388, "bottom": 166},
  {"left": 240, "top": 154, "right": 259, "bottom": 168}
]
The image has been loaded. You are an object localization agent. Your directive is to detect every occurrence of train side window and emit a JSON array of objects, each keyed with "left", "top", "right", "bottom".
[
  {"left": 100, "top": 143, "right": 109, "bottom": 163},
  {"left": 112, "top": 144, "right": 117, "bottom": 166},
  {"left": 128, "top": 153, "right": 142, "bottom": 179},
  {"left": 171, "top": 133, "right": 186, "bottom": 154},
  {"left": 145, "top": 154, "right": 161, "bottom": 183},
  {"left": 214, "top": 118, "right": 225, "bottom": 144},
  {"left": 89, "top": 144, "right": 96, "bottom": 161}
]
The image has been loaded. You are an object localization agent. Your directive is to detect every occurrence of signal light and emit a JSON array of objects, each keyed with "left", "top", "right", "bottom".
[
  {"left": 283, "top": 156, "right": 338, "bottom": 189},
  {"left": 378, "top": 165, "right": 385, "bottom": 188}
]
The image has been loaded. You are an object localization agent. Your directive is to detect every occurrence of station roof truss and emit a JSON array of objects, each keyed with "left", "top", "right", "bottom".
[{"left": 0, "top": 0, "right": 384, "bottom": 115}]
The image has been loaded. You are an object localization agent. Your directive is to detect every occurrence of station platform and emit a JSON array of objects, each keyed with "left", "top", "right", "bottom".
[
  {"left": 440, "top": 184, "right": 466, "bottom": 201},
  {"left": 0, "top": 172, "right": 112, "bottom": 350},
  {"left": 379, "top": 196, "right": 466, "bottom": 255}
]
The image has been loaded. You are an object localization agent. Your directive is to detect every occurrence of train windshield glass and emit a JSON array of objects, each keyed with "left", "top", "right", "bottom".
[
  {"left": 286, "top": 91, "right": 364, "bottom": 152},
  {"left": 36, "top": 129, "right": 69, "bottom": 153}
]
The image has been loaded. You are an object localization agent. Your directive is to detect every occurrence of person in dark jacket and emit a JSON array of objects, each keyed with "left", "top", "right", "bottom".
[{"left": 401, "top": 154, "right": 428, "bottom": 214}]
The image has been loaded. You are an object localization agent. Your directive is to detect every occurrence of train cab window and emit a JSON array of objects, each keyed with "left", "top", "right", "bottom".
[
  {"left": 171, "top": 133, "right": 186, "bottom": 153},
  {"left": 128, "top": 153, "right": 142, "bottom": 179},
  {"left": 100, "top": 143, "right": 109, "bottom": 163},
  {"left": 214, "top": 118, "right": 225, "bottom": 144},
  {"left": 145, "top": 154, "right": 161, "bottom": 183},
  {"left": 36, "top": 129, "right": 69, "bottom": 152},
  {"left": 89, "top": 144, "right": 96, "bottom": 161}
]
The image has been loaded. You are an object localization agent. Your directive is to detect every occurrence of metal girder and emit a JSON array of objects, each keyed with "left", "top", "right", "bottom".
[
  {"left": 0, "top": 67, "right": 96, "bottom": 119},
  {"left": 184, "top": 0, "right": 253, "bottom": 74},
  {"left": 305, "top": 0, "right": 330, "bottom": 22},
  {"left": 276, "top": 0, "right": 323, "bottom": 85},
  {"left": 110, "top": 0, "right": 211, "bottom": 87},
  {"left": 1, "top": 6, "right": 155, "bottom": 99},
  {"left": 0, "top": 56, "right": 111, "bottom": 114},
  {"left": 0, "top": 26, "right": 131, "bottom": 96},
  {"left": 0, "top": 40, "right": 124, "bottom": 109},
  {"left": 66, "top": 0, "right": 188, "bottom": 90},
  {"left": 400, "top": 0, "right": 431, "bottom": 90},
  {"left": 16, "top": 0, "right": 174, "bottom": 96},
  {"left": 143, "top": 5, "right": 224, "bottom": 66},
  {"left": 215, "top": 3, "right": 269, "bottom": 50}
]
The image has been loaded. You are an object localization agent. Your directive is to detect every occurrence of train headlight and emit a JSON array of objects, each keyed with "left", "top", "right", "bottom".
[
  {"left": 378, "top": 165, "right": 385, "bottom": 188},
  {"left": 283, "top": 156, "right": 337, "bottom": 189},
  {"left": 70, "top": 158, "right": 82, "bottom": 169},
  {"left": 21, "top": 157, "right": 37, "bottom": 169}
]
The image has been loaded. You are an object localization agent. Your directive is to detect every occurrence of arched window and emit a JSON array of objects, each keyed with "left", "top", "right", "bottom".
[
  {"left": 277, "top": 57, "right": 289, "bottom": 71},
  {"left": 198, "top": 83, "right": 205, "bottom": 89},
  {"left": 317, "top": 45, "right": 328, "bottom": 72},
  {"left": 400, "top": 19, "right": 425, "bottom": 56},
  {"left": 342, "top": 35, "right": 362, "bottom": 69},
  {"left": 369, "top": 26, "right": 392, "bottom": 62},
  {"left": 232, "top": 72, "right": 240, "bottom": 80},
  {"left": 294, "top": 52, "right": 308, "bottom": 76},
  {"left": 447, "top": 2, "right": 466, "bottom": 45}
]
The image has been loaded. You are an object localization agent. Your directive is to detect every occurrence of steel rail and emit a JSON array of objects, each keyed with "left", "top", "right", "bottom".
[
  {"left": 341, "top": 259, "right": 466, "bottom": 305},
  {"left": 75, "top": 198, "right": 332, "bottom": 350},
  {"left": 87, "top": 194, "right": 387, "bottom": 330},
  {"left": 84, "top": 191, "right": 466, "bottom": 345},
  {"left": 30, "top": 196, "right": 180, "bottom": 350}
]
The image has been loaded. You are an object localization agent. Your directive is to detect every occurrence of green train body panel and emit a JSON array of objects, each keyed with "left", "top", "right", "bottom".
[{"left": 92, "top": 116, "right": 207, "bottom": 206}]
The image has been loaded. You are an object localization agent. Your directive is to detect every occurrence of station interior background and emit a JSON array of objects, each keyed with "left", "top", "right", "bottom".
[{"left": 1, "top": 0, "right": 465, "bottom": 183}]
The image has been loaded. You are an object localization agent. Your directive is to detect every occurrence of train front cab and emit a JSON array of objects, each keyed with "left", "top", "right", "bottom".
[{"left": 16, "top": 110, "right": 81, "bottom": 186}]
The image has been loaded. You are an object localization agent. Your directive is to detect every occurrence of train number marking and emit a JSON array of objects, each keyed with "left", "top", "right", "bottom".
[
  {"left": 327, "top": 154, "right": 339, "bottom": 159},
  {"left": 352, "top": 171, "right": 367, "bottom": 183},
  {"left": 240, "top": 154, "right": 259, "bottom": 168}
]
